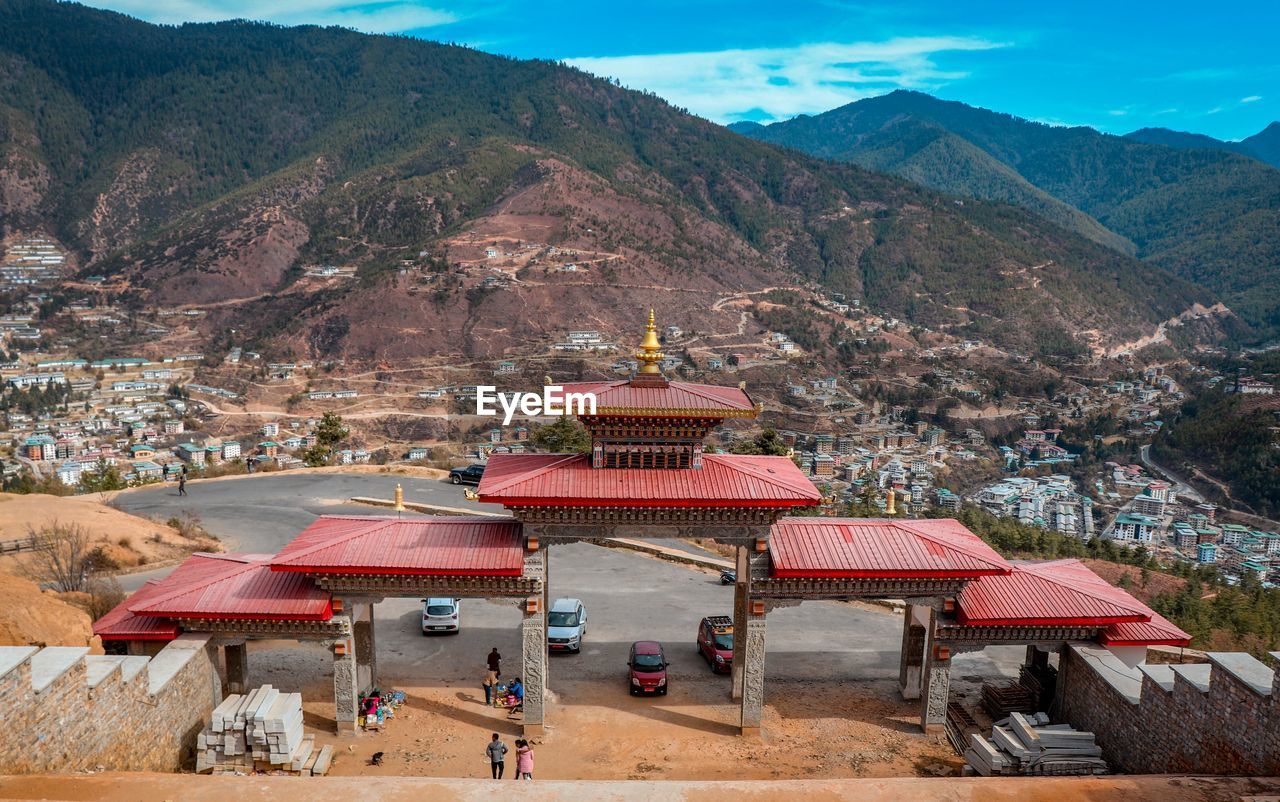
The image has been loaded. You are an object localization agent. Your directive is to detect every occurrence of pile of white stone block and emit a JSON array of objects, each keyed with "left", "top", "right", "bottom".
[
  {"left": 196, "top": 685, "right": 331, "bottom": 775},
  {"left": 966, "top": 712, "right": 1107, "bottom": 776}
]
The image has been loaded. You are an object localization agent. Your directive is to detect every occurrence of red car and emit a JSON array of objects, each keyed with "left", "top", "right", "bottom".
[
  {"left": 696, "top": 616, "right": 733, "bottom": 674},
  {"left": 627, "top": 640, "right": 668, "bottom": 695}
]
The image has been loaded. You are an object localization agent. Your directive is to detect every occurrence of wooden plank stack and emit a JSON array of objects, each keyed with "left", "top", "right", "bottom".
[
  {"left": 980, "top": 680, "right": 1037, "bottom": 719},
  {"left": 196, "top": 685, "right": 332, "bottom": 776},
  {"left": 964, "top": 712, "right": 1108, "bottom": 776}
]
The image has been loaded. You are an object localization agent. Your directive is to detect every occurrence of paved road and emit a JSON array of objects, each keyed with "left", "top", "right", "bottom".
[
  {"left": 1138, "top": 445, "right": 1203, "bottom": 504},
  {"left": 249, "top": 539, "right": 1021, "bottom": 695},
  {"left": 113, "top": 472, "right": 720, "bottom": 588},
  {"left": 114, "top": 472, "right": 1023, "bottom": 687}
]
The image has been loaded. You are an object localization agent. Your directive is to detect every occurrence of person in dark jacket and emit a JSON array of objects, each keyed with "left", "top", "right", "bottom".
[{"left": 485, "top": 733, "right": 507, "bottom": 779}]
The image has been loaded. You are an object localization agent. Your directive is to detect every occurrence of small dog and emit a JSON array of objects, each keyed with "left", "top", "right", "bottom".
[{"left": 370, "top": 751, "right": 384, "bottom": 766}]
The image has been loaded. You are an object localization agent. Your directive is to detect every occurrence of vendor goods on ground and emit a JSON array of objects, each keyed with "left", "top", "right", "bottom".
[{"left": 361, "top": 688, "right": 406, "bottom": 731}]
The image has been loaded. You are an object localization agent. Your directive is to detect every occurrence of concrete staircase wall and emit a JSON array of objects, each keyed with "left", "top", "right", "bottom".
[
  {"left": 1059, "top": 645, "right": 1280, "bottom": 774},
  {"left": 0, "top": 634, "right": 220, "bottom": 773}
]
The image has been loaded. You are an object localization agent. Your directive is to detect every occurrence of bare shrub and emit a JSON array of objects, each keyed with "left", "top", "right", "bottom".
[
  {"left": 23, "top": 521, "right": 95, "bottom": 593},
  {"left": 85, "top": 574, "right": 126, "bottom": 621}
]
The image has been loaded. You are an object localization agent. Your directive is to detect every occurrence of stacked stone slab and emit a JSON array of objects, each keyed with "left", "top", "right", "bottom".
[
  {"left": 196, "top": 685, "right": 330, "bottom": 775},
  {"left": 965, "top": 712, "right": 1108, "bottom": 776}
]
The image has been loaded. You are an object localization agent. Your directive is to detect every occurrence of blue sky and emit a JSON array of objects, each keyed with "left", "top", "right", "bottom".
[{"left": 84, "top": 0, "right": 1279, "bottom": 140}]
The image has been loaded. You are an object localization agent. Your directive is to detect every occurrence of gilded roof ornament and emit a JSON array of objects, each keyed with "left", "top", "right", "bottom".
[{"left": 635, "top": 308, "right": 666, "bottom": 375}]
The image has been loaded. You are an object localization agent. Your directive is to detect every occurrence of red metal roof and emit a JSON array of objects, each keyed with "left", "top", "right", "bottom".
[
  {"left": 272, "top": 515, "right": 525, "bottom": 576},
  {"left": 957, "top": 559, "right": 1152, "bottom": 627},
  {"left": 478, "top": 453, "right": 821, "bottom": 508},
  {"left": 129, "top": 552, "right": 333, "bottom": 621},
  {"left": 558, "top": 379, "right": 758, "bottom": 417},
  {"left": 1101, "top": 611, "right": 1192, "bottom": 647},
  {"left": 768, "top": 518, "right": 1011, "bottom": 578},
  {"left": 93, "top": 580, "right": 182, "bottom": 641}
]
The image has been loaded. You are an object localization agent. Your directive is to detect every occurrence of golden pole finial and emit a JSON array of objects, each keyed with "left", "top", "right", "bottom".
[
  {"left": 635, "top": 307, "right": 665, "bottom": 375},
  {"left": 885, "top": 487, "right": 897, "bottom": 516},
  {"left": 394, "top": 483, "right": 405, "bottom": 512}
]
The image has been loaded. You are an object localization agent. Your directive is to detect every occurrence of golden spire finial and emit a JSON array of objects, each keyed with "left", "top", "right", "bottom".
[
  {"left": 635, "top": 307, "right": 665, "bottom": 375},
  {"left": 885, "top": 487, "right": 897, "bottom": 516}
]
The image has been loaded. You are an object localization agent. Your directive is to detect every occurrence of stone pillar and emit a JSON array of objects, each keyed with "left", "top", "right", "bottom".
[
  {"left": 521, "top": 546, "right": 548, "bottom": 736},
  {"left": 898, "top": 605, "right": 927, "bottom": 701},
  {"left": 739, "top": 607, "right": 767, "bottom": 736},
  {"left": 331, "top": 613, "right": 358, "bottom": 735},
  {"left": 1026, "top": 645, "right": 1049, "bottom": 671},
  {"left": 731, "top": 545, "right": 749, "bottom": 701},
  {"left": 919, "top": 607, "right": 950, "bottom": 733},
  {"left": 353, "top": 602, "right": 377, "bottom": 694},
  {"left": 224, "top": 642, "right": 248, "bottom": 694}
]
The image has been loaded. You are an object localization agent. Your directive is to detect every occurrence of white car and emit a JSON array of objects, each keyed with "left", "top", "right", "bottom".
[
  {"left": 547, "top": 597, "right": 587, "bottom": 653},
  {"left": 421, "top": 597, "right": 461, "bottom": 634}
]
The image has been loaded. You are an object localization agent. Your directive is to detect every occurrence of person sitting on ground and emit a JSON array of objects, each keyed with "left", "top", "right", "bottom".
[{"left": 504, "top": 677, "right": 524, "bottom": 715}]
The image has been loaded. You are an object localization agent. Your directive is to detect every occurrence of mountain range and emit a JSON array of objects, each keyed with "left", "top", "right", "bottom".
[
  {"left": 1125, "top": 123, "right": 1280, "bottom": 169},
  {"left": 0, "top": 1, "right": 1222, "bottom": 361},
  {"left": 735, "top": 91, "right": 1280, "bottom": 338}
]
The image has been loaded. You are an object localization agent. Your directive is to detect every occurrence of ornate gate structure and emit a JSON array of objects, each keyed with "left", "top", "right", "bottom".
[{"left": 95, "top": 312, "right": 1190, "bottom": 738}]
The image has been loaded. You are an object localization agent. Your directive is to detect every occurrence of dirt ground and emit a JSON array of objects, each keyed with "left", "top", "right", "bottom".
[
  {"left": 285, "top": 670, "right": 963, "bottom": 781},
  {"left": 0, "top": 492, "right": 211, "bottom": 572},
  {"left": 0, "top": 572, "right": 97, "bottom": 649}
]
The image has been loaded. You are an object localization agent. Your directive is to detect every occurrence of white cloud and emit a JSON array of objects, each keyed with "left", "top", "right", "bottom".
[
  {"left": 84, "top": 0, "right": 456, "bottom": 33},
  {"left": 564, "top": 37, "right": 1006, "bottom": 123},
  {"left": 1241, "top": 95, "right": 1263, "bottom": 103}
]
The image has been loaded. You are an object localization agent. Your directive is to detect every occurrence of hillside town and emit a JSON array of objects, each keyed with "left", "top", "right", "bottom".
[{"left": 1, "top": 241, "right": 1276, "bottom": 589}]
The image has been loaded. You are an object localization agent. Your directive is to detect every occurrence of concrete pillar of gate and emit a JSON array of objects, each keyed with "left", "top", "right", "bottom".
[
  {"left": 898, "top": 604, "right": 927, "bottom": 701},
  {"left": 918, "top": 607, "right": 951, "bottom": 733},
  {"left": 353, "top": 602, "right": 377, "bottom": 694},
  {"left": 521, "top": 544, "right": 548, "bottom": 736},
  {"left": 731, "top": 545, "right": 749, "bottom": 701},
  {"left": 224, "top": 642, "right": 248, "bottom": 694},
  {"left": 331, "top": 611, "right": 359, "bottom": 735},
  {"left": 739, "top": 603, "right": 767, "bottom": 737}
]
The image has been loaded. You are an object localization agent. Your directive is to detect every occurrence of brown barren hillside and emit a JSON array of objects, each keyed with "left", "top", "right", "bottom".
[
  {"left": 1082, "top": 559, "right": 1188, "bottom": 604},
  {"left": 0, "top": 572, "right": 99, "bottom": 650}
]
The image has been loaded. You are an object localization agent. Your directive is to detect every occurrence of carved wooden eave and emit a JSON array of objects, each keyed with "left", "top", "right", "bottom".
[
  {"left": 178, "top": 617, "right": 350, "bottom": 640},
  {"left": 310, "top": 573, "right": 541, "bottom": 597},
  {"left": 512, "top": 506, "right": 781, "bottom": 527},
  {"left": 521, "top": 521, "right": 772, "bottom": 545},
  {"left": 935, "top": 622, "right": 1102, "bottom": 652},
  {"left": 751, "top": 576, "right": 968, "bottom": 599},
  {"left": 586, "top": 405, "right": 761, "bottom": 419}
]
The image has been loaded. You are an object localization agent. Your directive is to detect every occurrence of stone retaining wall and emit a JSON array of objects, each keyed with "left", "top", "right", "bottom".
[
  {"left": 1058, "top": 645, "right": 1279, "bottom": 774},
  {"left": 0, "top": 634, "right": 220, "bottom": 773}
]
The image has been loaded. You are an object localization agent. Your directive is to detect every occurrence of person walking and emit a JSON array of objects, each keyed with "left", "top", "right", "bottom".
[
  {"left": 485, "top": 733, "right": 507, "bottom": 779},
  {"left": 177, "top": 473, "right": 187, "bottom": 497},
  {"left": 483, "top": 647, "right": 501, "bottom": 705},
  {"left": 515, "top": 739, "right": 534, "bottom": 780}
]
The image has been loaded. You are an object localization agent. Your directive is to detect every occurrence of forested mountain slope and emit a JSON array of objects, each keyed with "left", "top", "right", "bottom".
[
  {"left": 739, "top": 91, "right": 1280, "bottom": 339},
  {"left": 0, "top": 1, "right": 1214, "bottom": 360}
]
